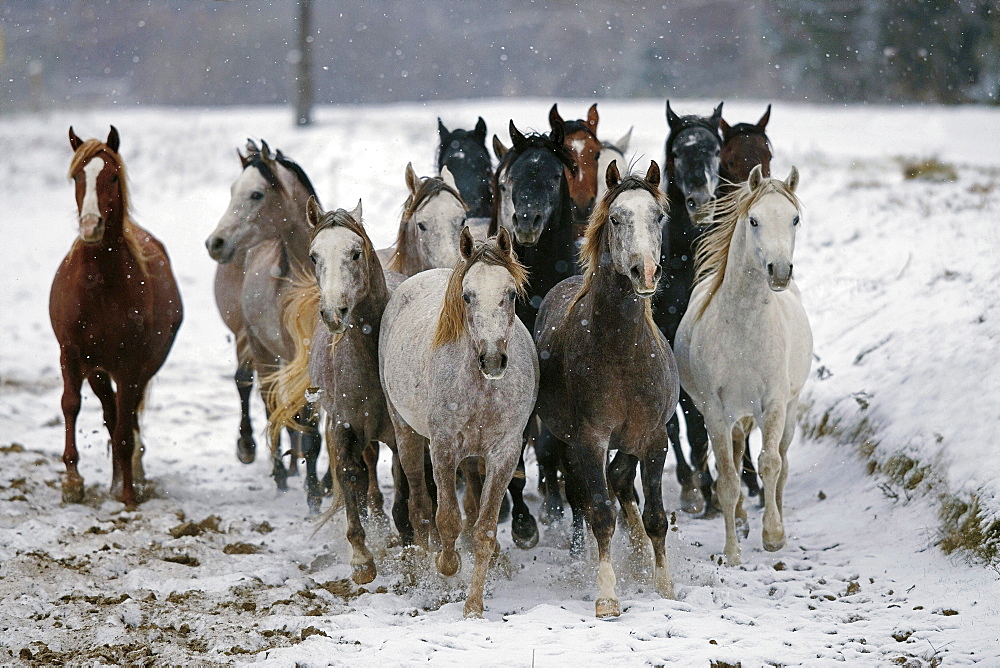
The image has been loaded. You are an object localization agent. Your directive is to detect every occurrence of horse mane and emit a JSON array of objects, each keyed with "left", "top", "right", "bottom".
[
  {"left": 562, "top": 119, "right": 598, "bottom": 141},
  {"left": 489, "top": 131, "right": 577, "bottom": 236},
  {"left": 244, "top": 141, "right": 320, "bottom": 205},
  {"left": 666, "top": 115, "right": 721, "bottom": 155},
  {"left": 389, "top": 175, "right": 467, "bottom": 273},
  {"left": 694, "top": 176, "right": 801, "bottom": 317},
  {"left": 68, "top": 138, "right": 150, "bottom": 275},
  {"left": 265, "top": 205, "right": 374, "bottom": 444},
  {"left": 572, "top": 174, "right": 667, "bottom": 341},
  {"left": 433, "top": 236, "right": 528, "bottom": 347}
]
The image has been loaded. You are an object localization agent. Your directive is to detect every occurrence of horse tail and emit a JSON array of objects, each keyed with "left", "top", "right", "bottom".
[{"left": 264, "top": 273, "right": 320, "bottom": 453}]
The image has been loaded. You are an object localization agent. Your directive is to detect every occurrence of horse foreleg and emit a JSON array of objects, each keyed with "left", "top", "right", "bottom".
[
  {"left": 573, "top": 429, "right": 619, "bottom": 618},
  {"left": 59, "top": 355, "right": 86, "bottom": 504},
  {"left": 680, "top": 390, "right": 713, "bottom": 515},
  {"left": 430, "top": 446, "right": 462, "bottom": 579},
  {"left": 607, "top": 450, "right": 645, "bottom": 551},
  {"left": 706, "top": 410, "right": 741, "bottom": 565},
  {"left": 464, "top": 443, "right": 519, "bottom": 619},
  {"left": 640, "top": 438, "right": 674, "bottom": 598},
  {"left": 507, "top": 448, "right": 538, "bottom": 549},
  {"left": 331, "top": 423, "right": 376, "bottom": 584},
  {"left": 731, "top": 421, "right": 751, "bottom": 539},
  {"left": 560, "top": 439, "right": 588, "bottom": 559},
  {"left": 235, "top": 361, "right": 256, "bottom": 464},
  {"left": 759, "top": 406, "right": 788, "bottom": 552},
  {"left": 776, "top": 402, "right": 798, "bottom": 518}
]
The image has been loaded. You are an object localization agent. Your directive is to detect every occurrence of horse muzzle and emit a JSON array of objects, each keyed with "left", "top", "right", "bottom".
[
  {"left": 321, "top": 306, "right": 349, "bottom": 335},
  {"left": 766, "top": 262, "right": 793, "bottom": 291},
  {"left": 629, "top": 257, "right": 662, "bottom": 297},
  {"left": 478, "top": 351, "right": 508, "bottom": 380},
  {"left": 78, "top": 214, "right": 104, "bottom": 244},
  {"left": 206, "top": 234, "right": 236, "bottom": 264}
]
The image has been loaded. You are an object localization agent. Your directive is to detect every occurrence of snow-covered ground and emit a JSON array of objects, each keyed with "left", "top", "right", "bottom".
[{"left": 1, "top": 100, "right": 998, "bottom": 665}]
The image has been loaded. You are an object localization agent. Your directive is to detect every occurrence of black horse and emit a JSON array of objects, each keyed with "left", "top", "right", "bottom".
[
  {"left": 437, "top": 117, "right": 493, "bottom": 219},
  {"left": 489, "top": 119, "right": 579, "bottom": 532},
  {"left": 652, "top": 100, "right": 724, "bottom": 515}
]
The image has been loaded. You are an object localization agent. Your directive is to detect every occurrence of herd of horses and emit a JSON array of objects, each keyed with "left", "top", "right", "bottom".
[{"left": 49, "top": 100, "right": 811, "bottom": 619}]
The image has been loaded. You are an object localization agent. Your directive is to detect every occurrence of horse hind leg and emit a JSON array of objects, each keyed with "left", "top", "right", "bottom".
[
  {"left": 459, "top": 459, "right": 483, "bottom": 548},
  {"left": 741, "top": 434, "right": 761, "bottom": 499},
  {"left": 607, "top": 450, "right": 646, "bottom": 552},
  {"left": 296, "top": 405, "right": 324, "bottom": 514},
  {"left": 666, "top": 408, "right": 704, "bottom": 515},
  {"left": 111, "top": 381, "right": 145, "bottom": 510},
  {"left": 571, "top": 430, "right": 620, "bottom": 618},
  {"left": 680, "top": 390, "right": 714, "bottom": 515},
  {"left": 391, "top": 410, "right": 434, "bottom": 550},
  {"left": 535, "top": 422, "right": 565, "bottom": 524},
  {"left": 640, "top": 440, "right": 674, "bottom": 599},
  {"left": 732, "top": 421, "right": 752, "bottom": 540},
  {"left": 362, "top": 441, "right": 389, "bottom": 527},
  {"left": 463, "top": 443, "right": 520, "bottom": 619},
  {"left": 235, "top": 361, "right": 256, "bottom": 464},
  {"left": 59, "top": 356, "right": 86, "bottom": 503}
]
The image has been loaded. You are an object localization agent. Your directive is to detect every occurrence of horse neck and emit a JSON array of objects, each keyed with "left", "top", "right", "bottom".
[
  {"left": 277, "top": 178, "right": 314, "bottom": 265},
  {"left": 352, "top": 258, "right": 392, "bottom": 341},
  {"left": 584, "top": 262, "right": 650, "bottom": 342},
  {"left": 77, "top": 203, "right": 138, "bottom": 271},
  {"left": 664, "top": 180, "right": 699, "bottom": 260},
  {"left": 718, "top": 223, "right": 769, "bottom": 303}
]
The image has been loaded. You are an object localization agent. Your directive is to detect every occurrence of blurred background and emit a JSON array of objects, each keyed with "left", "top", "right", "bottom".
[{"left": 1, "top": 0, "right": 998, "bottom": 118}]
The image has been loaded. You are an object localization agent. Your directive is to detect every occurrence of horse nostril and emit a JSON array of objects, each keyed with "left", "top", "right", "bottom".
[
  {"left": 767, "top": 263, "right": 774, "bottom": 276},
  {"left": 209, "top": 237, "right": 224, "bottom": 253},
  {"left": 478, "top": 354, "right": 486, "bottom": 368},
  {"left": 338, "top": 307, "right": 348, "bottom": 318},
  {"left": 686, "top": 198, "right": 697, "bottom": 210},
  {"left": 788, "top": 263, "right": 793, "bottom": 277},
  {"left": 653, "top": 265, "right": 662, "bottom": 283},
  {"left": 499, "top": 353, "right": 508, "bottom": 368},
  {"left": 630, "top": 265, "right": 642, "bottom": 281}
]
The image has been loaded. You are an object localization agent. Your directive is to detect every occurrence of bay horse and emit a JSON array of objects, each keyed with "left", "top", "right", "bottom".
[
  {"left": 490, "top": 119, "right": 578, "bottom": 536},
  {"left": 51, "top": 126, "right": 183, "bottom": 510},
  {"left": 269, "top": 198, "right": 412, "bottom": 584},
  {"left": 675, "top": 165, "right": 811, "bottom": 565},
  {"left": 548, "top": 103, "right": 602, "bottom": 236},
  {"left": 651, "top": 100, "right": 724, "bottom": 515},
  {"left": 716, "top": 103, "right": 774, "bottom": 498},
  {"left": 437, "top": 117, "right": 493, "bottom": 219},
  {"left": 376, "top": 163, "right": 467, "bottom": 275},
  {"left": 535, "top": 161, "right": 678, "bottom": 618},
  {"left": 205, "top": 139, "right": 324, "bottom": 509},
  {"left": 380, "top": 227, "right": 538, "bottom": 618}
]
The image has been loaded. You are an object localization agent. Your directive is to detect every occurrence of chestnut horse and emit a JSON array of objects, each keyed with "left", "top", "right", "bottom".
[
  {"left": 51, "top": 126, "right": 183, "bottom": 509},
  {"left": 548, "top": 103, "right": 602, "bottom": 237}
]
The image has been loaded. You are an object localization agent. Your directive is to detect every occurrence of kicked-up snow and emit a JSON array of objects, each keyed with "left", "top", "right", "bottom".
[{"left": 1, "top": 100, "right": 998, "bottom": 665}]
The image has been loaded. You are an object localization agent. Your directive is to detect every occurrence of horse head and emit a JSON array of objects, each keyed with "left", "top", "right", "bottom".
[
  {"left": 550, "top": 103, "right": 602, "bottom": 224},
  {"left": 720, "top": 104, "right": 773, "bottom": 183},
  {"left": 742, "top": 165, "right": 800, "bottom": 291},
  {"left": 399, "top": 163, "right": 467, "bottom": 272},
  {"left": 665, "top": 101, "right": 723, "bottom": 223},
  {"left": 437, "top": 117, "right": 493, "bottom": 218},
  {"left": 68, "top": 126, "right": 125, "bottom": 244}
]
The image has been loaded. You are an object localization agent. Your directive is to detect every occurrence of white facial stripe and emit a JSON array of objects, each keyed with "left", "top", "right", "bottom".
[{"left": 81, "top": 157, "right": 105, "bottom": 219}]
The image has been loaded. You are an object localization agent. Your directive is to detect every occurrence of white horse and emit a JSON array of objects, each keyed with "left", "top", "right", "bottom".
[
  {"left": 379, "top": 227, "right": 539, "bottom": 618},
  {"left": 674, "top": 164, "right": 812, "bottom": 566},
  {"left": 377, "top": 163, "right": 467, "bottom": 274}
]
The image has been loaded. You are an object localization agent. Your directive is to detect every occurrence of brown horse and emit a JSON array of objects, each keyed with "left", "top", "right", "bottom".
[
  {"left": 549, "top": 103, "right": 602, "bottom": 237},
  {"left": 50, "top": 126, "right": 183, "bottom": 510}
]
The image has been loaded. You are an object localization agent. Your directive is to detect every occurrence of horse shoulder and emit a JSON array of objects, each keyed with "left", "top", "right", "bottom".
[{"left": 534, "top": 275, "right": 584, "bottom": 343}]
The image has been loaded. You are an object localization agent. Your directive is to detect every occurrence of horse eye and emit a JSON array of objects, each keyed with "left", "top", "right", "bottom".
[
  {"left": 499, "top": 183, "right": 507, "bottom": 192},
  {"left": 610, "top": 215, "right": 619, "bottom": 226},
  {"left": 309, "top": 253, "right": 317, "bottom": 265},
  {"left": 111, "top": 173, "right": 119, "bottom": 183},
  {"left": 352, "top": 249, "right": 362, "bottom": 261},
  {"left": 508, "top": 290, "right": 516, "bottom": 301},
  {"left": 417, "top": 222, "right": 427, "bottom": 232},
  {"left": 463, "top": 293, "right": 471, "bottom": 304},
  {"left": 792, "top": 216, "right": 800, "bottom": 226},
  {"left": 250, "top": 191, "right": 264, "bottom": 201},
  {"left": 749, "top": 217, "right": 759, "bottom": 227}
]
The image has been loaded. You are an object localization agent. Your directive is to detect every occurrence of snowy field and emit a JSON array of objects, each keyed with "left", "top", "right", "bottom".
[{"left": 1, "top": 100, "right": 999, "bottom": 665}]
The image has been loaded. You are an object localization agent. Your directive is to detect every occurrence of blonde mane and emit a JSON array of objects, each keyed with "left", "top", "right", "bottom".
[
  {"left": 432, "top": 236, "right": 528, "bottom": 348},
  {"left": 388, "top": 175, "right": 466, "bottom": 273},
  {"left": 68, "top": 139, "right": 150, "bottom": 275},
  {"left": 693, "top": 175, "right": 801, "bottom": 317},
  {"left": 572, "top": 175, "right": 667, "bottom": 342}
]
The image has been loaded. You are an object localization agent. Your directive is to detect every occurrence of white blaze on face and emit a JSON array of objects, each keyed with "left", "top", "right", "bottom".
[
  {"left": 608, "top": 189, "right": 662, "bottom": 292},
  {"left": 81, "top": 157, "right": 105, "bottom": 221},
  {"left": 463, "top": 262, "right": 516, "bottom": 377},
  {"left": 413, "top": 190, "right": 464, "bottom": 269}
]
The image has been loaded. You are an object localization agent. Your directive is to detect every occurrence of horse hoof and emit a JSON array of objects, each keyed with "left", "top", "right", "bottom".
[
  {"left": 744, "top": 476, "right": 760, "bottom": 498},
  {"left": 436, "top": 549, "right": 461, "bottom": 577},
  {"left": 762, "top": 532, "right": 786, "bottom": 552},
  {"left": 655, "top": 574, "right": 675, "bottom": 599},
  {"left": 698, "top": 506, "right": 721, "bottom": 520},
  {"left": 61, "top": 481, "right": 84, "bottom": 504},
  {"left": 351, "top": 561, "right": 377, "bottom": 585},
  {"left": 595, "top": 598, "right": 621, "bottom": 618},
  {"left": 237, "top": 439, "right": 256, "bottom": 464},
  {"left": 725, "top": 550, "right": 742, "bottom": 566},
  {"left": 462, "top": 601, "right": 484, "bottom": 619},
  {"left": 736, "top": 516, "right": 750, "bottom": 539},
  {"left": 540, "top": 498, "right": 564, "bottom": 525},
  {"left": 680, "top": 486, "right": 705, "bottom": 515},
  {"left": 307, "top": 497, "right": 323, "bottom": 516},
  {"left": 511, "top": 513, "right": 539, "bottom": 550}
]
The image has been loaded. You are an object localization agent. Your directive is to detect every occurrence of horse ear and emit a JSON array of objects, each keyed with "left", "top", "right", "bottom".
[
  {"left": 709, "top": 102, "right": 724, "bottom": 131},
  {"left": 351, "top": 199, "right": 363, "bottom": 222},
  {"left": 720, "top": 118, "right": 731, "bottom": 139},
  {"left": 605, "top": 160, "right": 621, "bottom": 191},
  {"left": 757, "top": 104, "right": 772, "bottom": 131},
  {"left": 496, "top": 225, "right": 513, "bottom": 259},
  {"left": 460, "top": 225, "right": 475, "bottom": 260},
  {"left": 260, "top": 139, "right": 272, "bottom": 161},
  {"left": 586, "top": 103, "right": 599, "bottom": 133},
  {"left": 492, "top": 135, "right": 508, "bottom": 160},
  {"left": 69, "top": 126, "right": 83, "bottom": 151},
  {"left": 616, "top": 127, "right": 632, "bottom": 153},
  {"left": 440, "top": 165, "right": 458, "bottom": 190},
  {"left": 438, "top": 118, "right": 449, "bottom": 140},
  {"left": 306, "top": 196, "right": 324, "bottom": 228},
  {"left": 509, "top": 121, "right": 527, "bottom": 149},
  {"left": 473, "top": 117, "right": 487, "bottom": 140},
  {"left": 785, "top": 166, "right": 799, "bottom": 192},
  {"left": 666, "top": 100, "right": 680, "bottom": 129},
  {"left": 548, "top": 103, "right": 564, "bottom": 130},
  {"left": 748, "top": 164, "right": 764, "bottom": 190},
  {"left": 237, "top": 148, "right": 249, "bottom": 168},
  {"left": 107, "top": 125, "right": 120, "bottom": 153},
  {"left": 645, "top": 160, "right": 661, "bottom": 188},
  {"left": 405, "top": 162, "right": 419, "bottom": 195},
  {"left": 549, "top": 116, "right": 565, "bottom": 146}
]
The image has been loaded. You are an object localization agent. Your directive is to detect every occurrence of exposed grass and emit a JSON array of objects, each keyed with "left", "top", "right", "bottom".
[
  {"left": 799, "top": 397, "right": 1000, "bottom": 570},
  {"left": 899, "top": 157, "right": 958, "bottom": 183}
]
